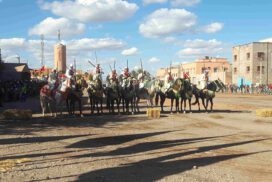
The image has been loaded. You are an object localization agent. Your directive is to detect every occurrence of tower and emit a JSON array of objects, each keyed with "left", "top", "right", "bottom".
[{"left": 54, "top": 30, "right": 66, "bottom": 72}]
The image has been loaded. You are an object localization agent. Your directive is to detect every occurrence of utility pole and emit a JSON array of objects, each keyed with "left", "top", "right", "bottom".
[{"left": 41, "top": 34, "right": 44, "bottom": 67}]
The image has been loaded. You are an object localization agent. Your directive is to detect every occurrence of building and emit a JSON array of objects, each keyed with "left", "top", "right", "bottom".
[
  {"left": 54, "top": 43, "right": 66, "bottom": 73},
  {"left": 0, "top": 63, "right": 30, "bottom": 81},
  {"left": 156, "top": 57, "right": 232, "bottom": 84},
  {"left": 232, "top": 42, "right": 272, "bottom": 86}
]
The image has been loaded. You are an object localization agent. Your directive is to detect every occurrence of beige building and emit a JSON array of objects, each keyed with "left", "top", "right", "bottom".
[
  {"left": 156, "top": 57, "right": 232, "bottom": 84},
  {"left": 54, "top": 43, "right": 66, "bottom": 73},
  {"left": 232, "top": 42, "right": 272, "bottom": 86}
]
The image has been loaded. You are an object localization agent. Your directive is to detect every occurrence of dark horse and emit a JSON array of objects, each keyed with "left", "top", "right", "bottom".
[
  {"left": 180, "top": 79, "right": 193, "bottom": 113},
  {"left": 66, "top": 82, "right": 85, "bottom": 117},
  {"left": 105, "top": 79, "right": 121, "bottom": 114},
  {"left": 120, "top": 77, "right": 136, "bottom": 114},
  {"left": 156, "top": 78, "right": 183, "bottom": 113},
  {"left": 87, "top": 79, "right": 104, "bottom": 114},
  {"left": 192, "top": 79, "right": 225, "bottom": 112}
]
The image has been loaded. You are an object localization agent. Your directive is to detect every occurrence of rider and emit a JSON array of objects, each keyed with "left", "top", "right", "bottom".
[
  {"left": 183, "top": 71, "right": 190, "bottom": 82},
  {"left": 65, "top": 64, "right": 75, "bottom": 89},
  {"left": 138, "top": 71, "right": 145, "bottom": 89},
  {"left": 164, "top": 71, "right": 174, "bottom": 92},
  {"left": 121, "top": 67, "right": 131, "bottom": 87},
  {"left": 109, "top": 69, "right": 118, "bottom": 83},
  {"left": 201, "top": 69, "right": 209, "bottom": 90},
  {"left": 48, "top": 68, "right": 59, "bottom": 90},
  {"left": 90, "top": 64, "right": 103, "bottom": 89}
]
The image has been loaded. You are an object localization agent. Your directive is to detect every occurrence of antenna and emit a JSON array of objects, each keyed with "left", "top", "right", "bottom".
[
  {"left": 95, "top": 51, "right": 98, "bottom": 64},
  {"left": 114, "top": 60, "right": 116, "bottom": 70},
  {"left": 126, "top": 59, "right": 128, "bottom": 68},
  {"left": 58, "top": 30, "right": 61, "bottom": 42},
  {"left": 41, "top": 34, "right": 44, "bottom": 67}
]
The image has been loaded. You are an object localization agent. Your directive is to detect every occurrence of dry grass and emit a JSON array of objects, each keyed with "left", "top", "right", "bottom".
[
  {"left": 0, "top": 158, "right": 31, "bottom": 172},
  {"left": 209, "top": 114, "right": 224, "bottom": 119},
  {"left": 256, "top": 109, "right": 272, "bottom": 117}
]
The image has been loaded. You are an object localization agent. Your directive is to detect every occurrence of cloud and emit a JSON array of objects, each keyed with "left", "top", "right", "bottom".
[
  {"left": 0, "top": 37, "right": 126, "bottom": 68},
  {"left": 177, "top": 39, "right": 223, "bottom": 59},
  {"left": 171, "top": 0, "right": 201, "bottom": 7},
  {"left": 143, "top": 0, "right": 200, "bottom": 6},
  {"left": 139, "top": 8, "right": 197, "bottom": 38},
  {"left": 40, "top": 0, "right": 138, "bottom": 23},
  {"left": 148, "top": 57, "right": 160, "bottom": 63},
  {"left": 200, "top": 22, "right": 224, "bottom": 33},
  {"left": 121, "top": 47, "right": 139, "bottom": 56},
  {"left": 259, "top": 38, "right": 272, "bottom": 42},
  {"left": 68, "top": 38, "right": 125, "bottom": 51},
  {"left": 29, "top": 17, "right": 86, "bottom": 38},
  {"left": 143, "top": 0, "right": 167, "bottom": 5}
]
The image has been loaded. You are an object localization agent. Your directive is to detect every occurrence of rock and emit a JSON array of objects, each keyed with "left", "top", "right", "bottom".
[
  {"left": 2, "top": 109, "right": 32, "bottom": 120},
  {"left": 193, "top": 165, "right": 198, "bottom": 169}
]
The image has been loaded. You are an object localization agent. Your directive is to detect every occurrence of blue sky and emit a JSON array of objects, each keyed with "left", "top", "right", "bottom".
[{"left": 1, "top": 0, "right": 272, "bottom": 74}]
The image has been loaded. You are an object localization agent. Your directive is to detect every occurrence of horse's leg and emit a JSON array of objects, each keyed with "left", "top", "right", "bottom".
[
  {"left": 137, "top": 98, "right": 140, "bottom": 113},
  {"left": 183, "top": 98, "right": 187, "bottom": 114},
  {"left": 176, "top": 97, "right": 179, "bottom": 113},
  {"left": 160, "top": 95, "right": 165, "bottom": 112},
  {"left": 131, "top": 99, "right": 134, "bottom": 115},
  {"left": 117, "top": 98, "right": 120, "bottom": 115},
  {"left": 170, "top": 98, "right": 173, "bottom": 114},
  {"left": 155, "top": 93, "right": 159, "bottom": 106},
  {"left": 197, "top": 97, "right": 200, "bottom": 111},
  {"left": 201, "top": 98, "right": 206, "bottom": 111},
  {"left": 210, "top": 98, "right": 213, "bottom": 112},
  {"left": 180, "top": 98, "right": 183, "bottom": 113},
  {"left": 100, "top": 98, "right": 103, "bottom": 114},
  {"left": 111, "top": 99, "right": 114, "bottom": 113},
  {"left": 189, "top": 98, "right": 192, "bottom": 113},
  {"left": 206, "top": 98, "right": 209, "bottom": 113}
]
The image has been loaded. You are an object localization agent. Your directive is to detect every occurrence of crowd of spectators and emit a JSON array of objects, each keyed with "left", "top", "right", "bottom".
[
  {"left": 0, "top": 79, "right": 46, "bottom": 107},
  {"left": 223, "top": 83, "right": 272, "bottom": 95}
]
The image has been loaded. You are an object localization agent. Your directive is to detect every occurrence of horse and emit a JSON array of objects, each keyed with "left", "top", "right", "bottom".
[
  {"left": 40, "top": 84, "right": 56, "bottom": 117},
  {"left": 119, "top": 77, "right": 136, "bottom": 114},
  {"left": 156, "top": 78, "right": 183, "bottom": 114},
  {"left": 192, "top": 79, "right": 225, "bottom": 112},
  {"left": 105, "top": 78, "right": 121, "bottom": 114},
  {"left": 66, "top": 81, "right": 86, "bottom": 117},
  {"left": 87, "top": 78, "right": 104, "bottom": 114},
  {"left": 134, "top": 79, "right": 156, "bottom": 113},
  {"left": 180, "top": 79, "right": 193, "bottom": 113}
]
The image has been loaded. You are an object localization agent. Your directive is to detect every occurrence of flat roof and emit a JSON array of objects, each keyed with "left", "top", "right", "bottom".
[{"left": 233, "top": 42, "right": 272, "bottom": 48}]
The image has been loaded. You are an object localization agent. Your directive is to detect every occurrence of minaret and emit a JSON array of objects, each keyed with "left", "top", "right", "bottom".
[{"left": 54, "top": 30, "right": 66, "bottom": 73}]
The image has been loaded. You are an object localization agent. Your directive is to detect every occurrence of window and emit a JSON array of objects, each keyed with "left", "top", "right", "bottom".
[
  {"left": 234, "top": 67, "right": 237, "bottom": 74},
  {"left": 234, "top": 55, "right": 237, "bottom": 61},
  {"left": 247, "top": 53, "right": 250, "bottom": 60},
  {"left": 257, "top": 66, "right": 265, "bottom": 74},
  {"left": 257, "top": 52, "right": 265, "bottom": 61},
  {"left": 214, "top": 67, "right": 218, "bottom": 73},
  {"left": 246, "top": 66, "right": 250, "bottom": 73}
]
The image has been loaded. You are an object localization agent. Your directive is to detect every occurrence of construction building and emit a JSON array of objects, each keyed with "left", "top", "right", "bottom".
[
  {"left": 232, "top": 42, "right": 272, "bottom": 86},
  {"left": 156, "top": 57, "right": 232, "bottom": 84}
]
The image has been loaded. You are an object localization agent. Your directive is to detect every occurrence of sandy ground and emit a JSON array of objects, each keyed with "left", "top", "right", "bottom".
[{"left": 0, "top": 93, "right": 272, "bottom": 182}]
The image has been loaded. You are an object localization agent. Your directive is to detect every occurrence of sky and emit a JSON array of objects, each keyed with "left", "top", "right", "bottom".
[{"left": 1, "top": 0, "right": 272, "bottom": 75}]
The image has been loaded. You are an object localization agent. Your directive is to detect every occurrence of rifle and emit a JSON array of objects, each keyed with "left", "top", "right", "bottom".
[
  {"left": 109, "top": 64, "right": 113, "bottom": 72},
  {"left": 140, "top": 58, "right": 143, "bottom": 73},
  {"left": 126, "top": 59, "right": 128, "bottom": 68},
  {"left": 95, "top": 51, "right": 98, "bottom": 64},
  {"left": 88, "top": 60, "right": 96, "bottom": 68}
]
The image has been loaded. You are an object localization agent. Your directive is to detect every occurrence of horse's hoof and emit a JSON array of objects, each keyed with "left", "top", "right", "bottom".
[
  {"left": 170, "top": 112, "right": 173, "bottom": 115},
  {"left": 183, "top": 111, "right": 186, "bottom": 114}
]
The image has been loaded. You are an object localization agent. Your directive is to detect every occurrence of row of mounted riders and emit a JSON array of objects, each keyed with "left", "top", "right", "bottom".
[{"left": 40, "top": 76, "right": 226, "bottom": 117}]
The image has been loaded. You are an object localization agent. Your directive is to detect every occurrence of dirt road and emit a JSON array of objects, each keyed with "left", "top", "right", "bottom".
[{"left": 0, "top": 94, "right": 271, "bottom": 182}]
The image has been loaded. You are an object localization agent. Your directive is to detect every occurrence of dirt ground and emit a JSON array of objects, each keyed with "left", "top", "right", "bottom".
[{"left": 0, "top": 93, "right": 272, "bottom": 182}]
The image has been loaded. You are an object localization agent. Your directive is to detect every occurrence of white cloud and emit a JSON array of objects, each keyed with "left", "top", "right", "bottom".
[
  {"left": 121, "top": 47, "right": 139, "bottom": 56},
  {"left": 143, "top": 0, "right": 167, "bottom": 5},
  {"left": 148, "top": 57, "right": 160, "bottom": 63},
  {"left": 259, "top": 38, "right": 272, "bottom": 42},
  {"left": 0, "top": 37, "right": 126, "bottom": 68},
  {"left": 171, "top": 0, "right": 201, "bottom": 7},
  {"left": 0, "top": 38, "right": 26, "bottom": 50},
  {"left": 68, "top": 38, "right": 125, "bottom": 51},
  {"left": 139, "top": 8, "right": 197, "bottom": 38},
  {"left": 161, "top": 36, "right": 178, "bottom": 43},
  {"left": 177, "top": 39, "right": 223, "bottom": 59},
  {"left": 40, "top": 0, "right": 139, "bottom": 23},
  {"left": 29, "top": 17, "right": 86, "bottom": 38},
  {"left": 200, "top": 22, "right": 224, "bottom": 33},
  {"left": 143, "top": 0, "right": 200, "bottom": 6}
]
